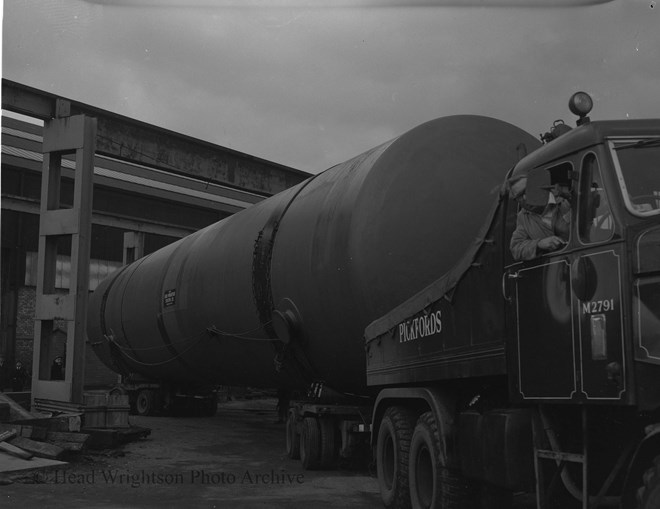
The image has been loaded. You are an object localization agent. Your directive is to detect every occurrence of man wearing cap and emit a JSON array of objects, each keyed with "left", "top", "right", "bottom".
[{"left": 509, "top": 176, "right": 571, "bottom": 261}]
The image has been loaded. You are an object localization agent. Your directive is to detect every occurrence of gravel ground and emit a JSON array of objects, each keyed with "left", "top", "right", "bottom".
[{"left": 1, "top": 397, "right": 536, "bottom": 508}]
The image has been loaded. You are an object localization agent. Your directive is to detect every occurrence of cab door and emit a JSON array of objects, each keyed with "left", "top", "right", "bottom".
[
  {"left": 505, "top": 161, "right": 578, "bottom": 401},
  {"left": 505, "top": 153, "right": 627, "bottom": 403},
  {"left": 511, "top": 256, "right": 577, "bottom": 400}
]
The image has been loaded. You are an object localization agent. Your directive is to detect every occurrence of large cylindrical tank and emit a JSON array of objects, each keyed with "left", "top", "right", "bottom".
[{"left": 87, "top": 115, "right": 540, "bottom": 394}]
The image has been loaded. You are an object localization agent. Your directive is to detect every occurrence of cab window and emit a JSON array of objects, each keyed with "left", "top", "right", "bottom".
[{"left": 578, "top": 153, "right": 614, "bottom": 244}]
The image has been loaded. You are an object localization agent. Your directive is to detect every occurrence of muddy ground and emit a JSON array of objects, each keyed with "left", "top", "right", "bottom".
[
  {"left": 1, "top": 397, "right": 535, "bottom": 508},
  {"left": 1, "top": 397, "right": 380, "bottom": 509}
]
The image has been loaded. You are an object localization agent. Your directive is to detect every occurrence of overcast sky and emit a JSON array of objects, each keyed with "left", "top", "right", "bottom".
[{"left": 1, "top": 0, "right": 658, "bottom": 174}]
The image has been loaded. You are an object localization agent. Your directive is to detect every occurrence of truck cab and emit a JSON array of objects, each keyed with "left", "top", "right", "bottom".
[
  {"left": 504, "top": 96, "right": 660, "bottom": 410},
  {"left": 366, "top": 94, "right": 660, "bottom": 508}
]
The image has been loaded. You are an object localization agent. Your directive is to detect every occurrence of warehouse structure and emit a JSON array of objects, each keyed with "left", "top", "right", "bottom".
[{"left": 0, "top": 80, "right": 311, "bottom": 410}]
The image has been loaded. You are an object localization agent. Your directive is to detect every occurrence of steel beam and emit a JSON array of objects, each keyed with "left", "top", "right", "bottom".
[
  {"left": 2, "top": 195, "right": 195, "bottom": 238},
  {"left": 2, "top": 79, "right": 310, "bottom": 196}
]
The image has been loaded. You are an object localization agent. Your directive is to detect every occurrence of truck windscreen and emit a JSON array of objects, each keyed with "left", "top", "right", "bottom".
[{"left": 611, "top": 139, "right": 660, "bottom": 217}]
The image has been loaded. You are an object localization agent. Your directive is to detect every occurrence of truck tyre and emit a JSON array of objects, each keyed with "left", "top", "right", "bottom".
[
  {"left": 637, "top": 455, "right": 660, "bottom": 509},
  {"left": 409, "top": 411, "right": 471, "bottom": 509},
  {"left": 135, "top": 389, "right": 156, "bottom": 416},
  {"left": 377, "top": 406, "right": 415, "bottom": 509},
  {"left": 319, "top": 418, "right": 338, "bottom": 469},
  {"left": 286, "top": 409, "right": 300, "bottom": 460},
  {"left": 300, "top": 416, "right": 322, "bottom": 470}
]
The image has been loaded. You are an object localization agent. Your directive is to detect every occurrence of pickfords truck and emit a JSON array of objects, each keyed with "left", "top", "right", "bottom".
[{"left": 87, "top": 93, "right": 660, "bottom": 508}]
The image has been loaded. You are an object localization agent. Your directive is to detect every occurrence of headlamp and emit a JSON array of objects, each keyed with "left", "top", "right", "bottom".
[{"left": 568, "top": 92, "right": 593, "bottom": 123}]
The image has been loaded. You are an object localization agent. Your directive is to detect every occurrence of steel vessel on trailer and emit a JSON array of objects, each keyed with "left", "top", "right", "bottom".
[{"left": 87, "top": 93, "right": 660, "bottom": 508}]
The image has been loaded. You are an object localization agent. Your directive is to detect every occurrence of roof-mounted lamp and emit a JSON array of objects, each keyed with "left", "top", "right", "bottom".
[{"left": 568, "top": 91, "right": 593, "bottom": 126}]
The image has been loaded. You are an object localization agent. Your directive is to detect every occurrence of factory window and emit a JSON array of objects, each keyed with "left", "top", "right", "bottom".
[{"left": 24, "top": 252, "right": 122, "bottom": 291}]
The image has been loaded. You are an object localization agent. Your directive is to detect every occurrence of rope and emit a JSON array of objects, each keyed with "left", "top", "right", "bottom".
[
  {"left": 206, "top": 322, "right": 278, "bottom": 341},
  {"left": 106, "top": 330, "right": 208, "bottom": 367}
]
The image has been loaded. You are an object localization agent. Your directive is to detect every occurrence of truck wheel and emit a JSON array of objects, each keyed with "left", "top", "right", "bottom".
[
  {"left": 637, "top": 455, "right": 660, "bottom": 509},
  {"left": 300, "top": 416, "right": 322, "bottom": 470},
  {"left": 135, "top": 389, "right": 155, "bottom": 416},
  {"left": 377, "top": 406, "right": 415, "bottom": 509},
  {"left": 409, "top": 411, "right": 471, "bottom": 509},
  {"left": 286, "top": 409, "right": 300, "bottom": 460},
  {"left": 319, "top": 418, "right": 338, "bottom": 469}
]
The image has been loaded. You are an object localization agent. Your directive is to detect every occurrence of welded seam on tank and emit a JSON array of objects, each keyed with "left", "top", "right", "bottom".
[
  {"left": 252, "top": 143, "right": 393, "bottom": 334},
  {"left": 118, "top": 254, "right": 159, "bottom": 365},
  {"left": 98, "top": 263, "right": 134, "bottom": 373},
  {"left": 252, "top": 174, "right": 322, "bottom": 338},
  {"left": 252, "top": 173, "right": 329, "bottom": 385},
  {"left": 155, "top": 239, "right": 197, "bottom": 372},
  {"left": 254, "top": 143, "right": 397, "bottom": 382},
  {"left": 99, "top": 264, "right": 131, "bottom": 338}
]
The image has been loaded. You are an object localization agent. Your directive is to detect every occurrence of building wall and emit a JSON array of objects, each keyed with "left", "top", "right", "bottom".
[{"left": 16, "top": 286, "right": 37, "bottom": 339}]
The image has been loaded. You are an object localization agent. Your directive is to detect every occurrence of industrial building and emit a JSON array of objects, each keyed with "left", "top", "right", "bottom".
[{"left": 0, "top": 80, "right": 310, "bottom": 406}]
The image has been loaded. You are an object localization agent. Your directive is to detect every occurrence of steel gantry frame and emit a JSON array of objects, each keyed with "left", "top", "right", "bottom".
[
  {"left": 31, "top": 114, "right": 97, "bottom": 408},
  {"left": 2, "top": 79, "right": 309, "bottom": 411}
]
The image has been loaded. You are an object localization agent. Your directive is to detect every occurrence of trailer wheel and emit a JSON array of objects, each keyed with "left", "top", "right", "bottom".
[
  {"left": 286, "top": 409, "right": 300, "bottom": 460},
  {"left": 319, "top": 418, "right": 338, "bottom": 469},
  {"left": 637, "top": 455, "right": 660, "bottom": 509},
  {"left": 300, "top": 417, "right": 322, "bottom": 470},
  {"left": 409, "top": 411, "right": 470, "bottom": 509},
  {"left": 135, "top": 389, "right": 156, "bottom": 416},
  {"left": 377, "top": 406, "right": 415, "bottom": 509}
]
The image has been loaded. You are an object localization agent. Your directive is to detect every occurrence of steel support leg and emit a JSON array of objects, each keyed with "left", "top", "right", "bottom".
[{"left": 31, "top": 114, "right": 97, "bottom": 410}]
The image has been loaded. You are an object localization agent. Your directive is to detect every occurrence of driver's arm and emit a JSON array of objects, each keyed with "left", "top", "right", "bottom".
[{"left": 510, "top": 221, "right": 541, "bottom": 261}]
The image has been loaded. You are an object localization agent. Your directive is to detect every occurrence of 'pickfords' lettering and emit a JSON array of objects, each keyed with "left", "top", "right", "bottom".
[{"left": 399, "top": 311, "right": 442, "bottom": 343}]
